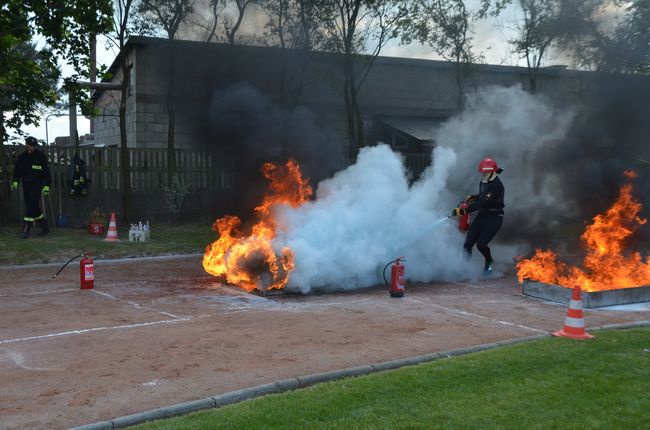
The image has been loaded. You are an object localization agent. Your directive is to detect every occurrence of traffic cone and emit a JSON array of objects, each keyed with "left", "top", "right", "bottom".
[
  {"left": 104, "top": 212, "right": 120, "bottom": 242},
  {"left": 553, "top": 286, "right": 593, "bottom": 339}
]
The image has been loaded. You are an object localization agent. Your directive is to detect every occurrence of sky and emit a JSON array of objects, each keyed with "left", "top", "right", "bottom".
[{"left": 16, "top": 0, "right": 625, "bottom": 145}]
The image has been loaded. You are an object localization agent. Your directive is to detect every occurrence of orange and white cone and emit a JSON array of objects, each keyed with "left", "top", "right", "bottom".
[
  {"left": 554, "top": 286, "right": 593, "bottom": 340},
  {"left": 104, "top": 212, "right": 120, "bottom": 242}
]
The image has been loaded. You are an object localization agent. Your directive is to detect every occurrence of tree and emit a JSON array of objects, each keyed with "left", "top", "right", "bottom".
[
  {"left": 588, "top": 0, "right": 649, "bottom": 74},
  {"left": 401, "top": 0, "right": 481, "bottom": 110},
  {"left": 224, "top": 0, "right": 259, "bottom": 44},
  {"left": 260, "top": 0, "right": 332, "bottom": 106},
  {"left": 509, "top": 0, "right": 605, "bottom": 93},
  {"left": 103, "top": 0, "right": 139, "bottom": 224},
  {"left": 0, "top": 0, "right": 112, "bottom": 228},
  {"left": 326, "top": 0, "right": 408, "bottom": 159},
  {"left": 137, "top": 0, "right": 196, "bottom": 185},
  {"left": 190, "top": 0, "right": 227, "bottom": 42}
]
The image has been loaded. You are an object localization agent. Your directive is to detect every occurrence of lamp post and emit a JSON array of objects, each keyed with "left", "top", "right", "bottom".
[{"left": 45, "top": 113, "right": 66, "bottom": 146}]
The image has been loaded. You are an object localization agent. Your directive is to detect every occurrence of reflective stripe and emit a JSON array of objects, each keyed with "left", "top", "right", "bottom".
[
  {"left": 31, "top": 165, "right": 43, "bottom": 170},
  {"left": 569, "top": 300, "right": 583, "bottom": 309},
  {"left": 34, "top": 214, "right": 44, "bottom": 220},
  {"left": 563, "top": 316, "right": 585, "bottom": 328},
  {"left": 24, "top": 217, "right": 35, "bottom": 222}
]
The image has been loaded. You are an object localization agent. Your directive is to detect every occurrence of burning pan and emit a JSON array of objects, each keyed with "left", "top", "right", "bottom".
[{"left": 522, "top": 280, "right": 650, "bottom": 308}]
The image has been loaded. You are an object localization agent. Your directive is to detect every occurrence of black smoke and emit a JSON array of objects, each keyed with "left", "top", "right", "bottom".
[{"left": 204, "top": 84, "right": 345, "bottom": 215}]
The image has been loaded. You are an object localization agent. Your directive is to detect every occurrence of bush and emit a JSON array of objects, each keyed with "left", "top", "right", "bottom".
[
  {"left": 161, "top": 175, "right": 190, "bottom": 225},
  {"left": 88, "top": 207, "right": 107, "bottom": 225}
]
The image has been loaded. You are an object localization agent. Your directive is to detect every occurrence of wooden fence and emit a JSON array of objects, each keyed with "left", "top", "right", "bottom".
[
  {"left": 1, "top": 145, "right": 431, "bottom": 227},
  {"left": 2, "top": 146, "right": 241, "bottom": 226},
  {"left": 20, "top": 146, "right": 238, "bottom": 191}
]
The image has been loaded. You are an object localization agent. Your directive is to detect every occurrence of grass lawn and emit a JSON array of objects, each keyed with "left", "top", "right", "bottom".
[
  {"left": 0, "top": 223, "right": 217, "bottom": 265},
  {"left": 136, "top": 328, "right": 650, "bottom": 429}
]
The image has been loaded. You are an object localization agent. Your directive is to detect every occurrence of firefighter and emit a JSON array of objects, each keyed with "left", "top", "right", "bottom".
[
  {"left": 11, "top": 136, "right": 51, "bottom": 238},
  {"left": 452, "top": 157, "right": 505, "bottom": 275}
]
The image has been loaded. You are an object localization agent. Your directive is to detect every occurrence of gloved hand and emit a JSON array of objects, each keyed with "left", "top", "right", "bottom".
[
  {"left": 465, "top": 194, "right": 478, "bottom": 203},
  {"left": 42, "top": 185, "right": 50, "bottom": 196},
  {"left": 11, "top": 181, "right": 18, "bottom": 190},
  {"left": 451, "top": 207, "right": 467, "bottom": 217}
]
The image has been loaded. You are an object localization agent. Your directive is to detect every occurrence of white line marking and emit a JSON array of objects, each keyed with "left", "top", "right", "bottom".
[
  {"left": 0, "top": 318, "right": 191, "bottom": 345},
  {"left": 159, "top": 311, "right": 184, "bottom": 319},
  {"left": 404, "top": 298, "right": 548, "bottom": 334},
  {"left": 221, "top": 310, "right": 251, "bottom": 316},
  {"left": 0, "top": 288, "right": 77, "bottom": 298},
  {"left": 92, "top": 290, "right": 118, "bottom": 300},
  {"left": 91, "top": 290, "right": 188, "bottom": 320}
]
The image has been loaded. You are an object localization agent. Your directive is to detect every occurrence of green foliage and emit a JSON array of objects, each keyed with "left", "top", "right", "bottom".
[
  {"left": 0, "top": 0, "right": 113, "bottom": 136},
  {"left": 135, "top": 328, "right": 650, "bottom": 429},
  {"left": 161, "top": 175, "right": 191, "bottom": 224},
  {"left": 0, "top": 41, "right": 59, "bottom": 134},
  {"left": 401, "top": 0, "right": 481, "bottom": 65},
  {"left": 597, "top": 0, "right": 650, "bottom": 73},
  {"left": 136, "top": 0, "right": 195, "bottom": 39}
]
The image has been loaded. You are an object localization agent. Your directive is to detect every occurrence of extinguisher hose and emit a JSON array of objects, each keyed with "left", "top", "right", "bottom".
[
  {"left": 382, "top": 258, "right": 404, "bottom": 288},
  {"left": 52, "top": 254, "right": 84, "bottom": 279}
]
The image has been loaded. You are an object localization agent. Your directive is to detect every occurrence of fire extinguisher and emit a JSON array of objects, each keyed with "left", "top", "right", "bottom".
[
  {"left": 52, "top": 252, "right": 94, "bottom": 289},
  {"left": 383, "top": 257, "right": 406, "bottom": 298},
  {"left": 458, "top": 201, "right": 471, "bottom": 231}
]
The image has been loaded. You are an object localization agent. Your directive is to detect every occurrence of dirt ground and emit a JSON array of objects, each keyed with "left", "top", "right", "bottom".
[{"left": 0, "top": 256, "right": 648, "bottom": 429}]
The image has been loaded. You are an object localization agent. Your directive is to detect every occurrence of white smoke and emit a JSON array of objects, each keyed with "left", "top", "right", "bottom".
[{"left": 274, "top": 85, "right": 577, "bottom": 293}]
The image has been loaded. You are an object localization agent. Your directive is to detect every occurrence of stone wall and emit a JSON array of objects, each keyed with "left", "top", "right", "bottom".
[{"left": 93, "top": 50, "right": 138, "bottom": 147}]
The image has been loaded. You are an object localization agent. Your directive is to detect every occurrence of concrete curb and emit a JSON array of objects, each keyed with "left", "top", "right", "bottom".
[
  {"left": 590, "top": 319, "right": 650, "bottom": 331},
  {"left": 68, "top": 322, "right": 650, "bottom": 429},
  {"left": 68, "top": 335, "right": 546, "bottom": 430},
  {"left": 1, "top": 253, "right": 202, "bottom": 271}
]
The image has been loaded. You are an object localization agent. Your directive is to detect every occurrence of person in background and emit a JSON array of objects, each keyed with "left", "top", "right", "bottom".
[
  {"left": 11, "top": 136, "right": 51, "bottom": 238},
  {"left": 452, "top": 157, "right": 505, "bottom": 275}
]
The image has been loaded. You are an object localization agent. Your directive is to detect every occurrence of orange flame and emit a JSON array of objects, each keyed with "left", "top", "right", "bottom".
[
  {"left": 202, "top": 159, "right": 312, "bottom": 291},
  {"left": 517, "top": 170, "right": 650, "bottom": 291}
]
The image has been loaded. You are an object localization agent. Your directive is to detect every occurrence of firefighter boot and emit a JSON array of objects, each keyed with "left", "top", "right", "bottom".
[
  {"left": 36, "top": 218, "right": 50, "bottom": 236},
  {"left": 483, "top": 259, "right": 494, "bottom": 276},
  {"left": 20, "top": 221, "right": 32, "bottom": 239}
]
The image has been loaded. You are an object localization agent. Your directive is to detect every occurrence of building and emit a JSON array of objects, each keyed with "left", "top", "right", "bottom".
[{"left": 92, "top": 36, "right": 589, "bottom": 159}]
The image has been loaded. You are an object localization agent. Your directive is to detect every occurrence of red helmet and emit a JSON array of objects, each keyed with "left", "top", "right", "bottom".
[{"left": 478, "top": 157, "right": 498, "bottom": 173}]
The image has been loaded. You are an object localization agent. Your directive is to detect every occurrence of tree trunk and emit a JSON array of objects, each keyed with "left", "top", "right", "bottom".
[
  {"left": 529, "top": 69, "right": 538, "bottom": 94},
  {"left": 0, "top": 113, "right": 10, "bottom": 229},
  {"left": 166, "top": 46, "right": 176, "bottom": 187},
  {"left": 119, "top": 62, "right": 132, "bottom": 225},
  {"left": 343, "top": 54, "right": 363, "bottom": 160}
]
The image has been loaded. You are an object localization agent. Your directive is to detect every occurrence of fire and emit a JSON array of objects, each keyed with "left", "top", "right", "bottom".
[
  {"left": 202, "top": 159, "right": 312, "bottom": 291},
  {"left": 517, "top": 170, "right": 650, "bottom": 292}
]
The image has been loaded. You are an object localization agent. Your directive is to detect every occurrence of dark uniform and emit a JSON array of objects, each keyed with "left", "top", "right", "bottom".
[
  {"left": 12, "top": 140, "right": 51, "bottom": 237},
  {"left": 463, "top": 175, "right": 505, "bottom": 271}
]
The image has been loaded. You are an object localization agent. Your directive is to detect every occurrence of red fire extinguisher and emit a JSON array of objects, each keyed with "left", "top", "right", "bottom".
[
  {"left": 52, "top": 252, "right": 94, "bottom": 289},
  {"left": 80, "top": 253, "right": 94, "bottom": 289},
  {"left": 458, "top": 201, "right": 471, "bottom": 231},
  {"left": 383, "top": 257, "right": 406, "bottom": 298}
]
